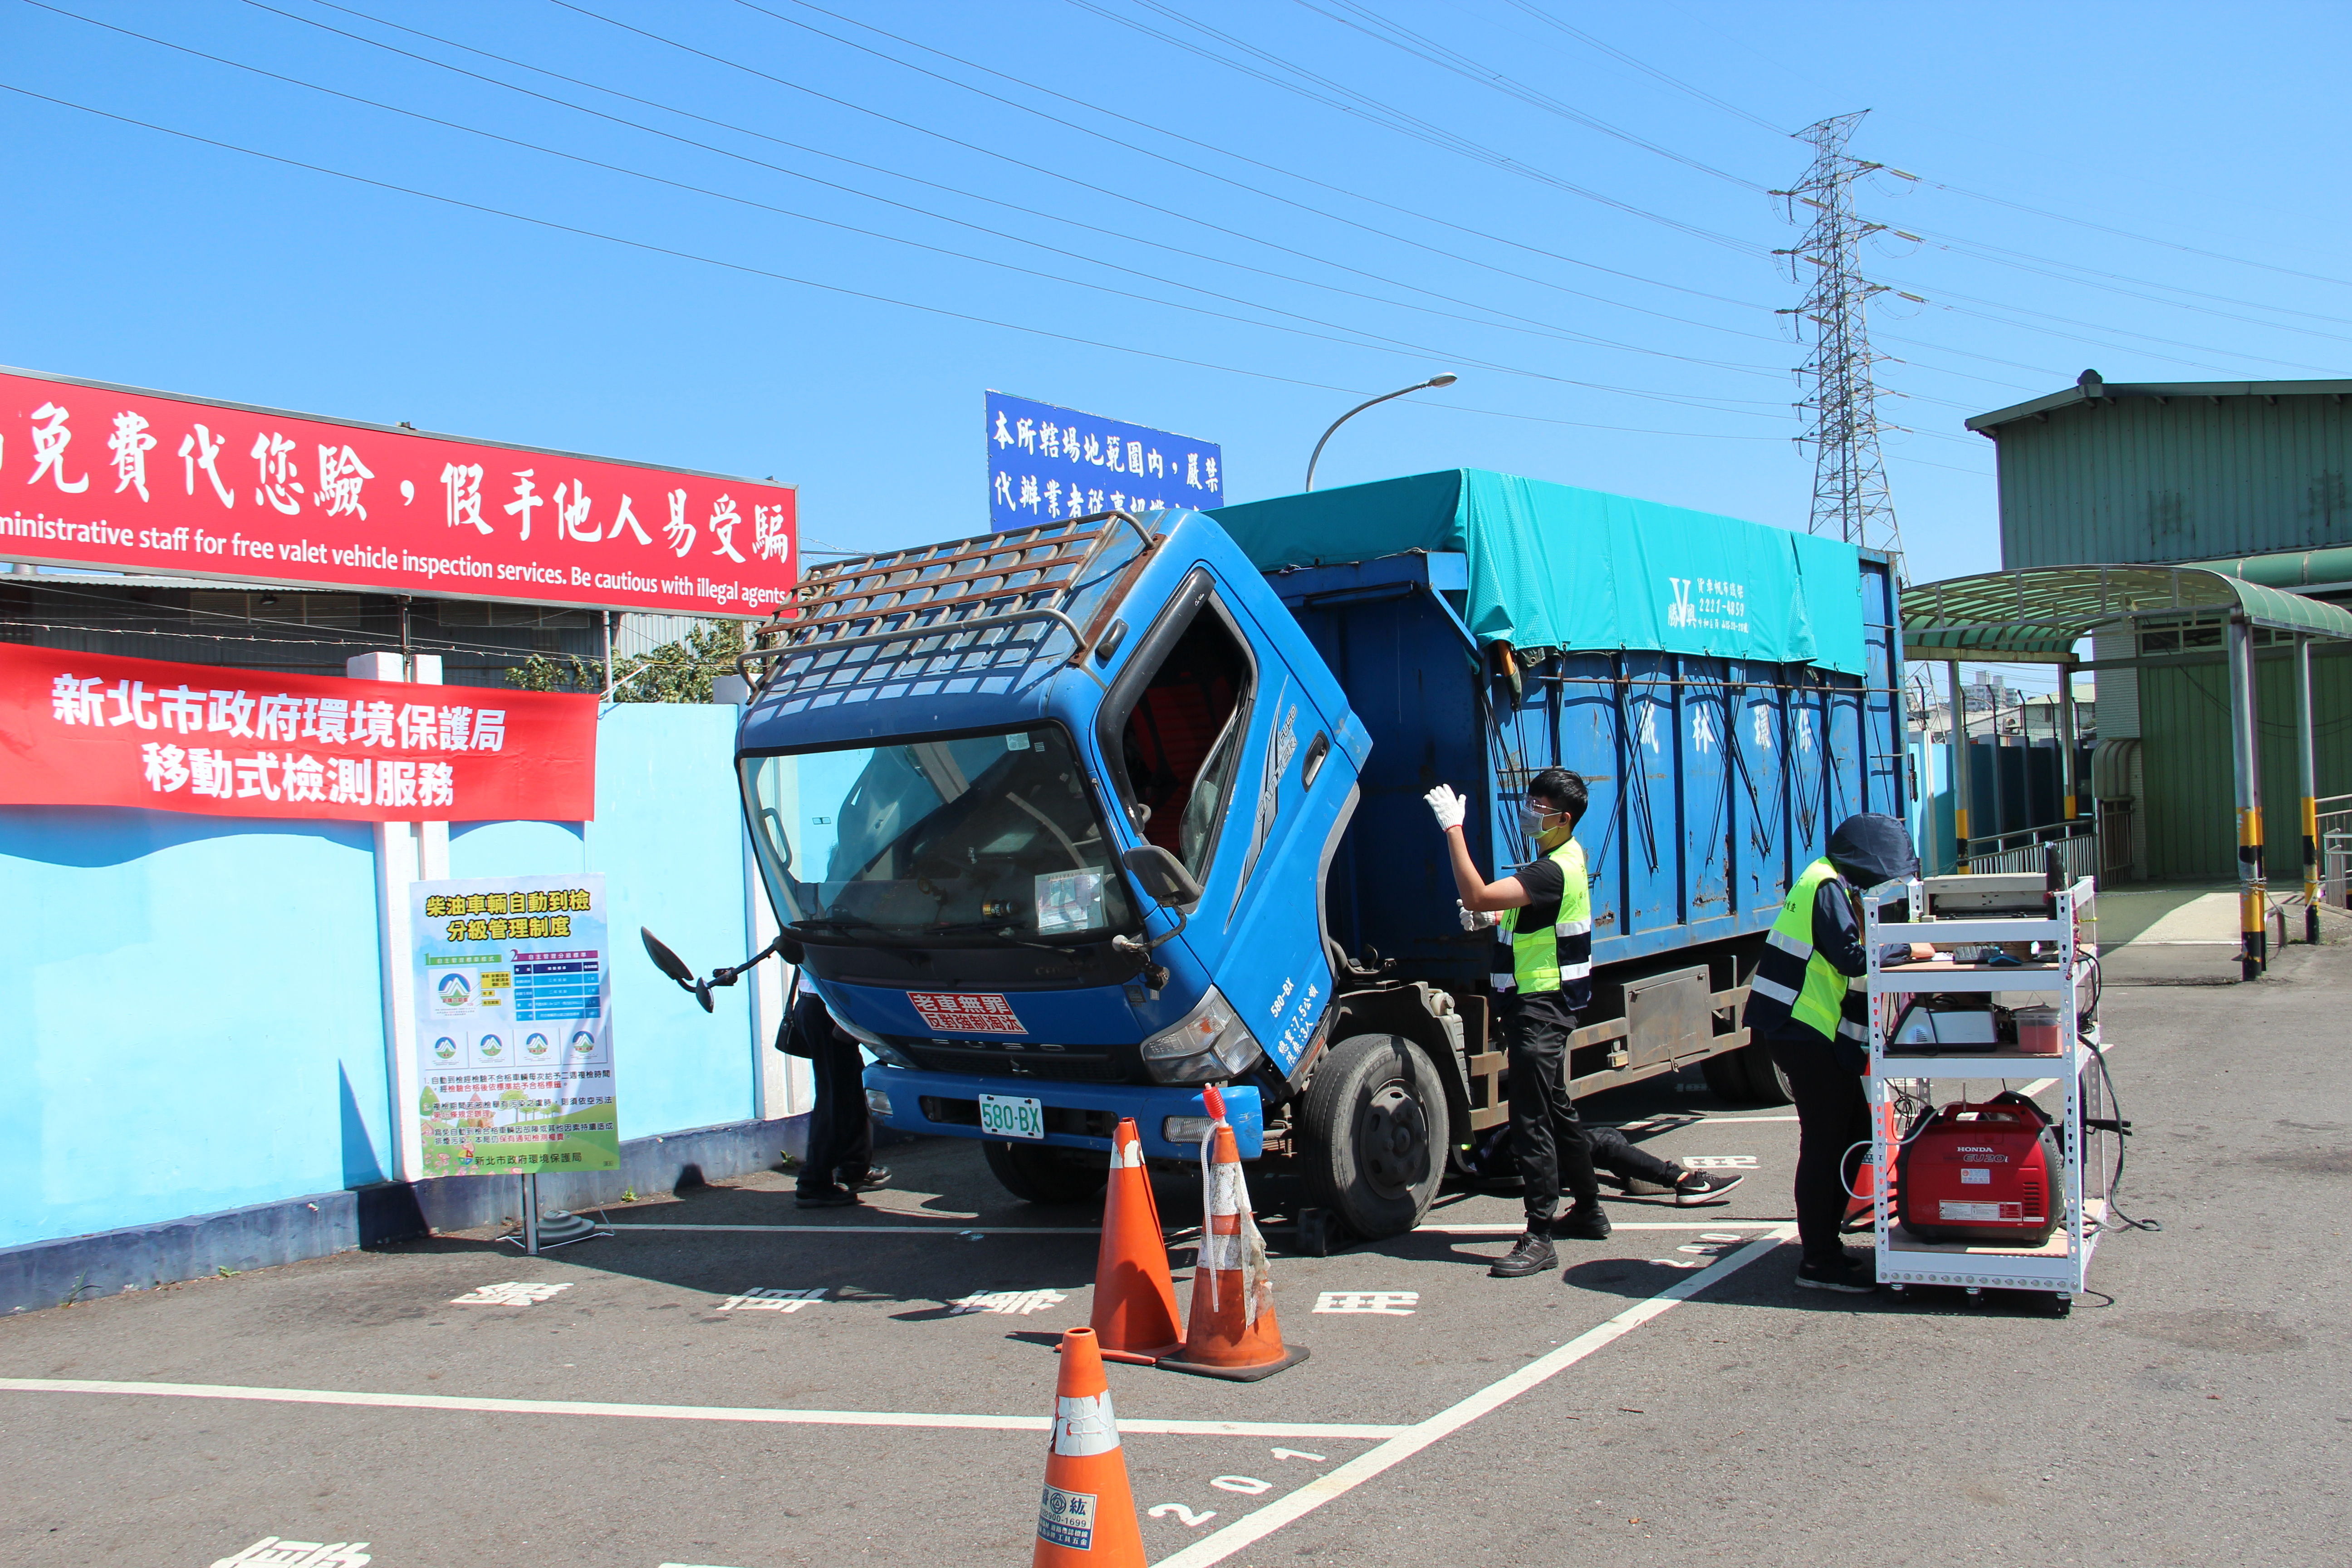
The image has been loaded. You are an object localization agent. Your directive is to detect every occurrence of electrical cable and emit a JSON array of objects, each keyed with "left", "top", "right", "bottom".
[
  {"left": 1294, "top": 0, "right": 1771, "bottom": 191},
  {"left": 717, "top": 0, "right": 1786, "bottom": 318},
  {"left": 252, "top": 0, "right": 1793, "bottom": 375},
  {"left": 44, "top": 0, "right": 1802, "bottom": 411},
  {"left": 1491, "top": 0, "right": 1789, "bottom": 136},
  {"left": 2085, "top": 1030, "right": 2161, "bottom": 1234},
  {"left": 1043, "top": 0, "right": 1769, "bottom": 254}
]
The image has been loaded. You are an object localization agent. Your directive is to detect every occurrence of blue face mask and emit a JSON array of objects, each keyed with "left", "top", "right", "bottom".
[{"left": 1518, "top": 802, "right": 1556, "bottom": 838}]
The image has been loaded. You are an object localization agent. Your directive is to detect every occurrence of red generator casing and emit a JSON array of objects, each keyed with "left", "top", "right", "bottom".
[{"left": 1896, "top": 1092, "right": 2064, "bottom": 1246}]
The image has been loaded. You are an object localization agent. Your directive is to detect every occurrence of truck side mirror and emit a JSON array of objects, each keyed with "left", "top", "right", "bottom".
[
  {"left": 1122, "top": 845, "right": 1203, "bottom": 910},
  {"left": 642, "top": 927, "right": 696, "bottom": 985}
]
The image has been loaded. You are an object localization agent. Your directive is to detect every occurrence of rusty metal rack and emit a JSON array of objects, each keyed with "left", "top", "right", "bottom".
[{"left": 738, "top": 511, "right": 1155, "bottom": 700}]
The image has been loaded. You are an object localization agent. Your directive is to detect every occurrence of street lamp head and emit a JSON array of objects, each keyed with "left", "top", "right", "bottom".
[{"left": 1426, "top": 373, "right": 1459, "bottom": 387}]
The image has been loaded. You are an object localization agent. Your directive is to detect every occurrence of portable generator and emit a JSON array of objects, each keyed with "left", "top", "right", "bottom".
[{"left": 1896, "top": 1092, "right": 2064, "bottom": 1246}]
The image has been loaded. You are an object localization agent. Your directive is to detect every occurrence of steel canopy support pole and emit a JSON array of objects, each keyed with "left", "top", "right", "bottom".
[
  {"left": 2296, "top": 634, "right": 2319, "bottom": 944},
  {"left": 1946, "top": 660, "right": 1970, "bottom": 872},
  {"left": 522, "top": 1173, "right": 541, "bottom": 1257},
  {"left": 2227, "top": 616, "right": 2266, "bottom": 980},
  {"left": 2058, "top": 659, "right": 2079, "bottom": 824}
]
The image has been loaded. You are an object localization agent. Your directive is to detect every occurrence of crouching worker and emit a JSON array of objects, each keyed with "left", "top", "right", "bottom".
[
  {"left": 1426, "top": 768, "right": 1611, "bottom": 1280},
  {"left": 1743, "top": 812, "right": 1919, "bottom": 1293}
]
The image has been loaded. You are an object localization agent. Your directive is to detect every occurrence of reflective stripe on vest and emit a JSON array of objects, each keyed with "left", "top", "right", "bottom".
[
  {"left": 1492, "top": 838, "right": 1591, "bottom": 995},
  {"left": 1749, "top": 856, "right": 1850, "bottom": 1041}
]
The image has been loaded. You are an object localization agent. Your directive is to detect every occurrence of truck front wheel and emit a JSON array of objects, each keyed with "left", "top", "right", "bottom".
[
  {"left": 1298, "top": 1033, "right": 1450, "bottom": 1239},
  {"left": 982, "top": 1140, "right": 1108, "bottom": 1205}
]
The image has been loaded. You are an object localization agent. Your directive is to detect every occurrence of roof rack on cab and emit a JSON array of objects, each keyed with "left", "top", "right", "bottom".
[{"left": 737, "top": 510, "right": 1159, "bottom": 694}]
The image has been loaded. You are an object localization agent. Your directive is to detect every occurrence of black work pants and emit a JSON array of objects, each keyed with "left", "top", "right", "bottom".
[
  {"left": 1766, "top": 1023, "right": 1871, "bottom": 1265},
  {"left": 799, "top": 1028, "right": 874, "bottom": 1194},
  {"left": 1504, "top": 1001, "right": 1599, "bottom": 1228},
  {"left": 1586, "top": 1124, "right": 1685, "bottom": 1188}
]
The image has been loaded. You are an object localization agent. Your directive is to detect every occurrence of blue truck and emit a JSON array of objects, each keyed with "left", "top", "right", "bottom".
[{"left": 728, "top": 469, "right": 1903, "bottom": 1239}]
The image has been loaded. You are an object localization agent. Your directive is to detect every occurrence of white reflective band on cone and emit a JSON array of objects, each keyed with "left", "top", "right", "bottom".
[
  {"left": 1113, "top": 1136, "right": 1145, "bottom": 1169},
  {"left": 1054, "top": 1391, "right": 1120, "bottom": 1457}
]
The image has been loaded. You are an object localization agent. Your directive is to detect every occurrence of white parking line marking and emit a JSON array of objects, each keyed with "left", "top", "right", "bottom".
[
  {"left": 1149, "top": 1225, "right": 1795, "bottom": 1568},
  {"left": 949, "top": 1288, "right": 1070, "bottom": 1315},
  {"left": 1414, "top": 1220, "right": 1789, "bottom": 1235},
  {"left": 1681, "top": 1156, "right": 1759, "bottom": 1169},
  {"left": 609, "top": 1224, "right": 1104, "bottom": 1235},
  {"left": 1312, "top": 1291, "right": 1418, "bottom": 1315},
  {"left": 1210, "top": 1476, "right": 1271, "bottom": 1495},
  {"left": 448, "top": 1281, "right": 571, "bottom": 1306},
  {"left": 1270, "top": 1449, "right": 1325, "bottom": 1463},
  {"left": 0, "top": 1379, "right": 1408, "bottom": 1440},
  {"left": 715, "top": 1288, "right": 826, "bottom": 1313},
  {"left": 1148, "top": 1504, "right": 1217, "bottom": 1528},
  {"left": 209, "top": 1536, "right": 370, "bottom": 1566}
]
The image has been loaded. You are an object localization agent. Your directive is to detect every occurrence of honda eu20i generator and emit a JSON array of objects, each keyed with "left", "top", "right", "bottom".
[{"left": 1896, "top": 1092, "right": 2064, "bottom": 1246}]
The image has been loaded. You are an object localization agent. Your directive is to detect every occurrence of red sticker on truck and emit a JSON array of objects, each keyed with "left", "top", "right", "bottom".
[{"left": 907, "top": 992, "right": 1028, "bottom": 1036}]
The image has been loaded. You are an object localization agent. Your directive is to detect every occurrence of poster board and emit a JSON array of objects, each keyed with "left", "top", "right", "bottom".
[{"left": 411, "top": 873, "right": 619, "bottom": 1177}]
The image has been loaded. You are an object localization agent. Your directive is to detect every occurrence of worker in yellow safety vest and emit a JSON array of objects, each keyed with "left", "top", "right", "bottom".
[
  {"left": 1428, "top": 767, "right": 1612, "bottom": 1279},
  {"left": 1744, "top": 812, "right": 1921, "bottom": 1294}
]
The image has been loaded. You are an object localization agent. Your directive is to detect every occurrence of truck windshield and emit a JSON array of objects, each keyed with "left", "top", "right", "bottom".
[{"left": 740, "top": 725, "right": 1138, "bottom": 942}]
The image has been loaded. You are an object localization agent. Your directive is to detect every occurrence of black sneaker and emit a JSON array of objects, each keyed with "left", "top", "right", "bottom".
[
  {"left": 795, "top": 1186, "right": 858, "bottom": 1209},
  {"left": 848, "top": 1167, "right": 892, "bottom": 1191},
  {"left": 1489, "top": 1232, "right": 1559, "bottom": 1278},
  {"left": 1794, "top": 1254, "right": 1876, "bottom": 1293},
  {"left": 1620, "top": 1174, "right": 1676, "bottom": 1196},
  {"left": 1673, "top": 1171, "right": 1744, "bottom": 1206},
  {"left": 1553, "top": 1202, "right": 1613, "bottom": 1241}
]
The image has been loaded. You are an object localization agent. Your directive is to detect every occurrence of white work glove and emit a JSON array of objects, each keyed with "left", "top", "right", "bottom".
[
  {"left": 1458, "top": 901, "right": 1498, "bottom": 931},
  {"left": 1424, "top": 783, "right": 1467, "bottom": 832}
]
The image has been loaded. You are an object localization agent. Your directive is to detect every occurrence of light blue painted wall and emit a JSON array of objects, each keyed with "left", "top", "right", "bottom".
[
  {"left": 0, "top": 808, "right": 390, "bottom": 1250},
  {"left": 1, "top": 702, "right": 759, "bottom": 1251}
]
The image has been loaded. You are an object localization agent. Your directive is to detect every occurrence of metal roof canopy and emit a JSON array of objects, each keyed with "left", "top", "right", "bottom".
[
  {"left": 1965, "top": 373, "right": 2352, "bottom": 436},
  {"left": 1904, "top": 565, "right": 2352, "bottom": 664}
]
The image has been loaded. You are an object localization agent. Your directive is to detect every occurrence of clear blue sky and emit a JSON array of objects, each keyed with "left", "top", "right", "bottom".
[{"left": 7, "top": 0, "right": 2348, "bottom": 629}]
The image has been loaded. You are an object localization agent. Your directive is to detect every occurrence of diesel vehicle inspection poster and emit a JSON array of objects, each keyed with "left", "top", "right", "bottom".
[{"left": 412, "top": 873, "right": 618, "bottom": 1177}]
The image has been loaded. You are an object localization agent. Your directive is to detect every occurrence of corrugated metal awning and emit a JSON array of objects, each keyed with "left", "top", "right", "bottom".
[{"left": 1904, "top": 565, "right": 2352, "bottom": 663}]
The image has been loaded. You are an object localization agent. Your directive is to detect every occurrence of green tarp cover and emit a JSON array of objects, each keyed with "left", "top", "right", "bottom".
[{"left": 1212, "top": 469, "right": 1867, "bottom": 676}]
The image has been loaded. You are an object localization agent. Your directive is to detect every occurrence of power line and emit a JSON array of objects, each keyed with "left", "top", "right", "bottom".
[
  {"left": 1057, "top": 0, "right": 1769, "bottom": 254},
  {"left": 36, "top": 0, "right": 1796, "bottom": 417},
  {"left": 1494, "top": 1, "right": 1788, "bottom": 134},
  {"left": 271, "top": 0, "right": 1786, "bottom": 374},
  {"left": 0, "top": 81, "right": 1794, "bottom": 448},
  {"left": 1293, "top": 0, "right": 1769, "bottom": 189},
  {"left": 735, "top": 0, "right": 1784, "bottom": 318}
]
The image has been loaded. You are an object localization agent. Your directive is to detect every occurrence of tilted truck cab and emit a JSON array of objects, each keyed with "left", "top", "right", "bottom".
[
  {"left": 734, "top": 471, "right": 1902, "bottom": 1239},
  {"left": 734, "top": 509, "right": 1382, "bottom": 1211}
]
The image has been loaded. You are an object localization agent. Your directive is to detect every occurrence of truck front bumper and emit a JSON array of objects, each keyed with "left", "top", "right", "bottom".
[{"left": 858, "top": 1065, "right": 1264, "bottom": 1161}]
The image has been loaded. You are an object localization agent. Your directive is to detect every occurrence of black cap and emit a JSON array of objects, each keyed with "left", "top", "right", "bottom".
[{"left": 1828, "top": 812, "right": 1918, "bottom": 887}]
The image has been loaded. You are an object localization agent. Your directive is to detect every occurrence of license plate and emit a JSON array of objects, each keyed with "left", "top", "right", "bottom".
[{"left": 979, "top": 1093, "right": 1045, "bottom": 1141}]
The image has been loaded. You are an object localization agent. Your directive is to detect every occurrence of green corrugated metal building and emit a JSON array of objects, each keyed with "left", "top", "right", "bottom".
[{"left": 1968, "top": 374, "right": 2352, "bottom": 881}]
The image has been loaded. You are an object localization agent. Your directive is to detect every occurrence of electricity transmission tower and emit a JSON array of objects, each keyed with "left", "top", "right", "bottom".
[{"left": 1776, "top": 111, "right": 1908, "bottom": 570}]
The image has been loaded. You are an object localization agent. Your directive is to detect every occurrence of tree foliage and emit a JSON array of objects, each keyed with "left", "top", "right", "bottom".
[{"left": 504, "top": 619, "right": 750, "bottom": 703}]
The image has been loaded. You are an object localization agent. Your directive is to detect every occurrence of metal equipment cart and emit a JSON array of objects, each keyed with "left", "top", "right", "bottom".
[{"left": 1859, "top": 874, "right": 2111, "bottom": 1315}]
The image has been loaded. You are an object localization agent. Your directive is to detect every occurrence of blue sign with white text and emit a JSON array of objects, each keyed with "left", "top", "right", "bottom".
[{"left": 986, "top": 390, "right": 1221, "bottom": 531}]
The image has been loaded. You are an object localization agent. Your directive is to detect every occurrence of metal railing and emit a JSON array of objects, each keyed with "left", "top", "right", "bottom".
[
  {"left": 1961, "top": 817, "right": 2099, "bottom": 877},
  {"left": 2327, "top": 828, "right": 2352, "bottom": 912}
]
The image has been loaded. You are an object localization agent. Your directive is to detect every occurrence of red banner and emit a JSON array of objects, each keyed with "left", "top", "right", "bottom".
[
  {"left": 0, "top": 643, "right": 598, "bottom": 821},
  {"left": 0, "top": 367, "right": 795, "bottom": 618}
]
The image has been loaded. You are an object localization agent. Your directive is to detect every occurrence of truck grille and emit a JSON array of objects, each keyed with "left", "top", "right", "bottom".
[{"left": 901, "top": 1043, "right": 1130, "bottom": 1083}]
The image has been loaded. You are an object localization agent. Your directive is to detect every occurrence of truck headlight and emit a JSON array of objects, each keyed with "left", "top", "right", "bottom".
[
  {"left": 1139, "top": 986, "right": 1264, "bottom": 1085},
  {"left": 827, "top": 1007, "right": 918, "bottom": 1068},
  {"left": 865, "top": 1088, "right": 894, "bottom": 1118}
]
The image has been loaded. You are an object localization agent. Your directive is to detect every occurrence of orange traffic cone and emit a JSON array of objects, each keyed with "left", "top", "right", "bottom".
[
  {"left": 1160, "top": 1087, "right": 1308, "bottom": 1382},
  {"left": 1090, "top": 1118, "right": 1185, "bottom": 1366},
  {"left": 1033, "top": 1327, "right": 1147, "bottom": 1567}
]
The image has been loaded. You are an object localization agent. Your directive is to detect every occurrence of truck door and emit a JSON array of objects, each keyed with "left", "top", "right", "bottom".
[{"left": 1095, "top": 564, "right": 1357, "bottom": 1077}]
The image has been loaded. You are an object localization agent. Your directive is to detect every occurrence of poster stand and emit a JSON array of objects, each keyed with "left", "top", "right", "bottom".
[{"left": 503, "top": 1173, "right": 606, "bottom": 1254}]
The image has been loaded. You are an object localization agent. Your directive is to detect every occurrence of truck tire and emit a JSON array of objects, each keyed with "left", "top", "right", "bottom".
[
  {"left": 982, "top": 1140, "right": 1108, "bottom": 1205},
  {"left": 1298, "top": 1033, "right": 1450, "bottom": 1240},
  {"left": 1700, "top": 1048, "right": 1749, "bottom": 1101},
  {"left": 1736, "top": 1042, "right": 1795, "bottom": 1106}
]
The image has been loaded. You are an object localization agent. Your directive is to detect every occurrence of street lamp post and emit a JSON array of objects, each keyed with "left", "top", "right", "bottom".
[{"left": 1303, "top": 374, "right": 1457, "bottom": 492}]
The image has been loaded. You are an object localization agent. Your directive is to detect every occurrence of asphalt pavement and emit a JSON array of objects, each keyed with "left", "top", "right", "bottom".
[{"left": 3, "top": 943, "right": 2346, "bottom": 1567}]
